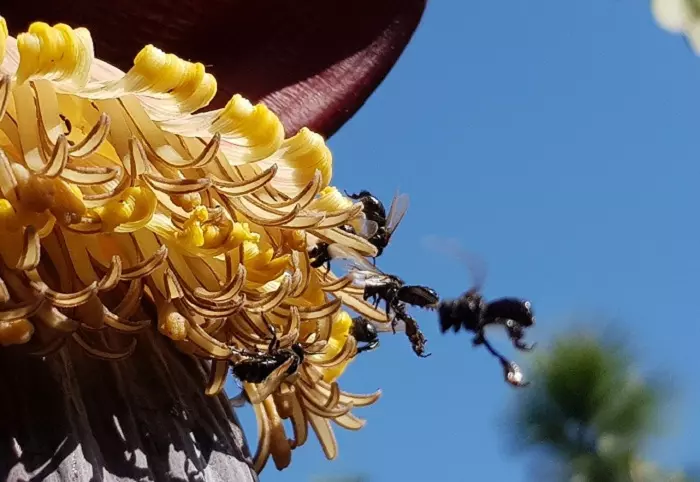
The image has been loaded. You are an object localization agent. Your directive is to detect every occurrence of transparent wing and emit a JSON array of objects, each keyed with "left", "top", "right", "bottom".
[
  {"left": 421, "top": 235, "right": 488, "bottom": 293},
  {"left": 327, "top": 244, "right": 391, "bottom": 286},
  {"left": 228, "top": 390, "right": 248, "bottom": 407},
  {"left": 357, "top": 219, "right": 379, "bottom": 239},
  {"left": 244, "top": 356, "right": 295, "bottom": 405},
  {"left": 385, "top": 192, "right": 410, "bottom": 236},
  {"left": 370, "top": 318, "right": 407, "bottom": 333}
]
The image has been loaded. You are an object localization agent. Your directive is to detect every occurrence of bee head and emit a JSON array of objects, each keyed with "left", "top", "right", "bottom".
[
  {"left": 351, "top": 316, "right": 378, "bottom": 343},
  {"left": 290, "top": 343, "right": 306, "bottom": 362}
]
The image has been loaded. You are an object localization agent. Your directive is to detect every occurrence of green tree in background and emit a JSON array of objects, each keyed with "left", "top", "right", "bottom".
[{"left": 508, "top": 329, "right": 694, "bottom": 482}]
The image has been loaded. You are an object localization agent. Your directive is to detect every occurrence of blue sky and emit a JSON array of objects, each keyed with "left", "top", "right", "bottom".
[{"left": 231, "top": 1, "right": 700, "bottom": 480}]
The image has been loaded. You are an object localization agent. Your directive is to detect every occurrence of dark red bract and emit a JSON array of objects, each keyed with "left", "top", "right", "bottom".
[{"left": 2, "top": 0, "right": 427, "bottom": 137}]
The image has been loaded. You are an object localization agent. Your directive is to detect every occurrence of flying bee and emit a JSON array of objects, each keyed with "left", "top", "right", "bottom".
[
  {"left": 309, "top": 220, "right": 379, "bottom": 271},
  {"left": 345, "top": 190, "right": 410, "bottom": 264},
  {"left": 228, "top": 331, "right": 306, "bottom": 405},
  {"left": 327, "top": 244, "right": 439, "bottom": 329},
  {"left": 425, "top": 236, "right": 535, "bottom": 386}
]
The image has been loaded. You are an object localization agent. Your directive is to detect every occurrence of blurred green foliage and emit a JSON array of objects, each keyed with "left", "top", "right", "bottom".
[{"left": 508, "top": 327, "right": 693, "bottom": 482}]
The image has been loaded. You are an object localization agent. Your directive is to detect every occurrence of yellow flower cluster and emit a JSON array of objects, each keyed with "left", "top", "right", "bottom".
[{"left": 0, "top": 18, "right": 392, "bottom": 472}]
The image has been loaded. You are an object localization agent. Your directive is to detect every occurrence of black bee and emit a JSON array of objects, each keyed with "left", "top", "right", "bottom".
[
  {"left": 351, "top": 316, "right": 380, "bottom": 355},
  {"left": 328, "top": 244, "right": 439, "bottom": 329},
  {"left": 438, "top": 292, "right": 536, "bottom": 351},
  {"left": 228, "top": 334, "right": 306, "bottom": 405},
  {"left": 345, "top": 190, "right": 410, "bottom": 263},
  {"left": 309, "top": 221, "right": 379, "bottom": 271},
  {"left": 344, "top": 190, "right": 386, "bottom": 224},
  {"left": 428, "top": 237, "right": 535, "bottom": 387},
  {"left": 438, "top": 290, "right": 534, "bottom": 387}
]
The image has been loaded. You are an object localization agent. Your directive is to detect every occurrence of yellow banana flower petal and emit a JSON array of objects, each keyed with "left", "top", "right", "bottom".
[{"left": 0, "top": 18, "right": 382, "bottom": 474}]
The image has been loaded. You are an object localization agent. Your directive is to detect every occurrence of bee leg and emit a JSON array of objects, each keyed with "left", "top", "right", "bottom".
[
  {"left": 390, "top": 312, "right": 398, "bottom": 334},
  {"left": 472, "top": 331, "right": 485, "bottom": 346},
  {"left": 354, "top": 340, "right": 379, "bottom": 356},
  {"left": 264, "top": 320, "right": 280, "bottom": 353},
  {"left": 514, "top": 339, "right": 536, "bottom": 351},
  {"left": 365, "top": 340, "right": 380, "bottom": 353},
  {"left": 372, "top": 257, "right": 377, "bottom": 266}
]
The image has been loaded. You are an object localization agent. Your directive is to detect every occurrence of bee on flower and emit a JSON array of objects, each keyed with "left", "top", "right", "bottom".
[{"left": 0, "top": 18, "right": 398, "bottom": 473}]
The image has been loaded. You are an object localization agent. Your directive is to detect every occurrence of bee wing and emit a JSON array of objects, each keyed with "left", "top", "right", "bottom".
[
  {"left": 357, "top": 219, "right": 379, "bottom": 239},
  {"left": 385, "top": 192, "right": 410, "bottom": 236},
  {"left": 327, "top": 244, "right": 390, "bottom": 286},
  {"left": 421, "top": 235, "right": 488, "bottom": 292},
  {"left": 370, "top": 318, "right": 407, "bottom": 333},
  {"left": 245, "top": 356, "right": 296, "bottom": 405},
  {"left": 228, "top": 390, "right": 249, "bottom": 407}
]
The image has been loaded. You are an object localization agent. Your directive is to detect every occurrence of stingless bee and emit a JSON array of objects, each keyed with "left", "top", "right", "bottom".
[
  {"left": 350, "top": 316, "right": 380, "bottom": 355},
  {"left": 345, "top": 190, "right": 410, "bottom": 264},
  {"left": 427, "top": 237, "right": 536, "bottom": 387},
  {"left": 327, "top": 244, "right": 439, "bottom": 325},
  {"left": 228, "top": 330, "right": 306, "bottom": 405}
]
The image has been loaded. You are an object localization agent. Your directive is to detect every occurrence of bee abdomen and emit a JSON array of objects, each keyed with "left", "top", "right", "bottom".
[{"left": 231, "top": 358, "right": 278, "bottom": 384}]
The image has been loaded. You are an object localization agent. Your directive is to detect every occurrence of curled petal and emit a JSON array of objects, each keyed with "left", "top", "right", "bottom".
[
  {"left": 143, "top": 173, "right": 212, "bottom": 195},
  {"left": 193, "top": 263, "right": 246, "bottom": 302},
  {"left": 310, "top": 227, "right": 378, "bottom": 257},
  {"left": 0, "top": 277, "right": 9, "bottom": 303},
  {"left": 96, "top": 256, "right": 122, "bottom": 291},
  {"left": 0, "top": 299, "right": 44, "bottom": 321},
  {"left": 260, "top": 170, "right": 322, "bottom": 210},
  {"left": 307, "top": 412, "right": 338, "bottom": 461},
  {"left": 311, "top": 335, "right": 356, "bottom": 369},
  {"left": 30, "top": 280, "right": 98, "bottom": 308},
  {"left": 318, "top": 274, "right": 354, "bottom": 293},
  {"left": 211, "top": 164, "right": 278, "bottom": 197},
  {"left": 69, "top": 112, "right": 111, "bottom": 158},
  {"left": 246, "top": 274, "right": 292, "bottom": 313},
  {"left": 121, "top": 245, "right": 168, "bottom": 279},
  {"left": 315, "top": 378, "right": 382, "bottom": 408},
  {"left": 0, "top": 74, "right": 10, "bottom": 121},
  {"left": 29, "top": 335, "right": 68, "bottom": 357},
  {"left": 333, "top": 412, "right": 367, "bottom": 431},
  {"left": 16, "top": 226, "right": 41, "bottom": 271},
  {"left": 72, "top": 332, "right": 137, "bottom": 360},
  {"left": 253, "top": 399, "right": 273, "bottom": 473},
  {"left": 332, "top": 291, "right": 389, "bottom": 322},
  {"left": 288, "top": 393, "right": 309, "bottom": 448},
  {"left": 205, "top": 359, "right": 230, "bottom": 396},
  {"left": 103, "top": 307, "right": 150, "bottom": 333}
]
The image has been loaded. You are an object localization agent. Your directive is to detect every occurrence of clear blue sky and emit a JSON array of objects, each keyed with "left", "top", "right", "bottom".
[{"left": 231, "top": 1, "right": 700, "bottom": 480}]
